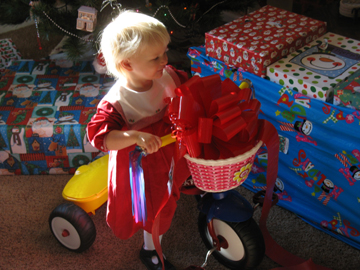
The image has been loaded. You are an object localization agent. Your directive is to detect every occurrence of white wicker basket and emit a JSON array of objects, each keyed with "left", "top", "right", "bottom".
[{"left": 339, "top": 0, "right": 360, "bottom": 18}]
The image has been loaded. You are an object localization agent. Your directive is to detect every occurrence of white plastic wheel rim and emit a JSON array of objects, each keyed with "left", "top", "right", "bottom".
[
  {"left": 206, "top": 219, "right": 245, "bottom": 261},
  {"left": 51, "top": 217, "right": 81, "bottom": 250}
]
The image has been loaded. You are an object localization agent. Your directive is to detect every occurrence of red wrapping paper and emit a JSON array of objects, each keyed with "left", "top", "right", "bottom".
[
  {"left": 205, "top": 5, "right": 327, "bottom": 77},
  {"left": 168, "top": 75, "right": 261, "bottom": 160}
]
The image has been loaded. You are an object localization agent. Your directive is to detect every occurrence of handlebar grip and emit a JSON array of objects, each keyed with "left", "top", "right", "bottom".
[{"left": 161, "top": 134, "right": 176, "bottom": 148}]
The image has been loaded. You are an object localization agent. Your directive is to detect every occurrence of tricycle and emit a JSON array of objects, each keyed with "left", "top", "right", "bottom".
[{"left": 49, "top": 79, "right": 276, "bottom": 270}]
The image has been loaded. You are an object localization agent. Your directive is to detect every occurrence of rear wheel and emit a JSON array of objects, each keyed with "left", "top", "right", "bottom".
[
  {"left": 198, "top": 213, "right": 265, "bottom": 270},
  {"left": 49, "top": 203, "right": 96, "bottom": 252}
]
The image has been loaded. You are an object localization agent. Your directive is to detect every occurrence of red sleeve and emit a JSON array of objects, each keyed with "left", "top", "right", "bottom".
[{"left": 86, "top": 100, "right": 126, "bottom": 152}]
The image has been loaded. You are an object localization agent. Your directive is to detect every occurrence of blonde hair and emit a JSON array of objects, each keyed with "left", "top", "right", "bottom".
[{"left": 100, "top": 10, "right": 170, "bottom": 79}]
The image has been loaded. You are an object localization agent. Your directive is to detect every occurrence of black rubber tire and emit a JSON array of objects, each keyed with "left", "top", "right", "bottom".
[
  {"left": 198, "top": 213, "right": 265, "bottom": 270},
  {"left": 49, "top": 203, "right": 96, "bottom": 253}
]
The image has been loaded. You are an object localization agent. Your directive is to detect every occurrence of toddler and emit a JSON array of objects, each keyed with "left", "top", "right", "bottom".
[{"left": 87, "top": 10, "right": 190, "bottom": 270}]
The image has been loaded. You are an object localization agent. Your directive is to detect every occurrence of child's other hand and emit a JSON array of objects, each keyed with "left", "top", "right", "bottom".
[{"left": 136, "top": 133, "right": 162, "bottom": 154}]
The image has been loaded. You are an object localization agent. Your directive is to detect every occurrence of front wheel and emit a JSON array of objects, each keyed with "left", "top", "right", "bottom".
[
  {"left": 49, "top": 203, "right": 96, "bottom": 253},
  {"left": 198, "top": 213, "right": 265, "bottom": 270}
]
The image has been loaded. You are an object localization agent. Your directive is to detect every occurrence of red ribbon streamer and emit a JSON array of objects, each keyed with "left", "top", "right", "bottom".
[{"left": 257, "top": 120, "right": 332, "bottom": 270}]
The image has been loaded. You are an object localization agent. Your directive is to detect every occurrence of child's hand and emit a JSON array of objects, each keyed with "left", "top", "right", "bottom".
[{"left": 136, "top": 132, "right": 162, "bottom": 154}]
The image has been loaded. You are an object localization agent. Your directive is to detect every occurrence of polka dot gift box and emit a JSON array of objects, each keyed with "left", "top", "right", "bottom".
[
  {"left": 266, "top": 33, "right": 360, "bottom": 101},
  {"left": 205, "top": 5, "right": 326, "bottom": 78}
]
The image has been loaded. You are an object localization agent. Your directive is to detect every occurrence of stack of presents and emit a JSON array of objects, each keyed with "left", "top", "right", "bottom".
[
  {"left": 1, "top": 5, "right": 360, "bottom": 250},
  {"left": 188, "top": 5, "right": 360, "bottom": 251}
]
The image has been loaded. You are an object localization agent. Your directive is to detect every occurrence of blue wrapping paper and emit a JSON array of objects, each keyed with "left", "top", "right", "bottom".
[{"left": 0, "top": 60, "right": 114, "bottom": 175}]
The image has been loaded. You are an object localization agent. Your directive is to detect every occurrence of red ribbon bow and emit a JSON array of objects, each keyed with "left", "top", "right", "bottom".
[{"left": 168, "top": 75, "right": 261, "bottom": 160}]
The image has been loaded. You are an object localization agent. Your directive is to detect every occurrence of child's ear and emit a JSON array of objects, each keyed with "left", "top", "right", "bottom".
[{"left": 119, "top": 59, "right": 132, "bottom": 71}]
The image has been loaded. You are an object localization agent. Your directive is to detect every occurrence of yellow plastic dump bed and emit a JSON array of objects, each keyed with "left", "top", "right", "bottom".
[
  {"left": 61, "top": 134, "right": 175, "bottom": 215},
  {"left": 62, "top": 155, "right": 109, "bottom": 215}
]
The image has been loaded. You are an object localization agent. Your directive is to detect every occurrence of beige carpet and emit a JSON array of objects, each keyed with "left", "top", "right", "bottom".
[
  {"left": 0, "top": 174, "right": 359, "bottom": 270},
  {"left": 1, "top": 2, "right": 360, "bottom": 269}
]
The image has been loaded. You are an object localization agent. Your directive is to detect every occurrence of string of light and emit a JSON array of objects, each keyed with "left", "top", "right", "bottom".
[
  {"left": 41, "top": 1, "right": 229, "bottom": 43},
  {"left": 152, "top": 5, "right": 186, "bottom": 28},
  {"left": 42, "top": 11, "right": 96, "bottom": 42}
]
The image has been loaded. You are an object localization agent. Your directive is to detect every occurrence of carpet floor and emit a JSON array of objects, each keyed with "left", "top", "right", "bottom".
[{"left": 1, "top": 174, "right": 359, "bottom": 270}]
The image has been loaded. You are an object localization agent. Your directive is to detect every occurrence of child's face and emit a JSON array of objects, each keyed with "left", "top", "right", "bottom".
[{"left": 126, "top": 42, "right": 168, "bottom": 82}]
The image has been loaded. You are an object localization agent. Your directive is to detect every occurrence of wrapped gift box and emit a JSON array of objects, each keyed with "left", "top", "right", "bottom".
[
  {"left": 205, "top": 5, "right": 327, "bottom": 77},
  {"left": 0, "top": 39, "right": 22, "bottom": 73},
  {"left": 187, "top": 45, "right": 360, "bottom": 251},
  {"left": 333, "top": 68, "right": 360, "bottom": 110},
  {"left": 0, "top": 59, "right": 113, "bottom": 175},
  {"left": 266, "top": 32, "right": 360, "bottom": 101}
]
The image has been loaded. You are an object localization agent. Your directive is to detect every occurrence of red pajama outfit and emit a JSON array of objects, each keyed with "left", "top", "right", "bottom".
[{"left": 87, "top": 66, "right": 190, "bottom": 239}]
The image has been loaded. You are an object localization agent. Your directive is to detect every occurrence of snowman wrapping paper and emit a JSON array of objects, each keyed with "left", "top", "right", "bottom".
[
  {"left": 267, "top": 32, "right": 360, "bottom": 101},
  {"left": 205, "top": 5, "right": 327, "bottom": 78},
  {"left": 0, "top": 59, "right": 114, "bottom": 175}
]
